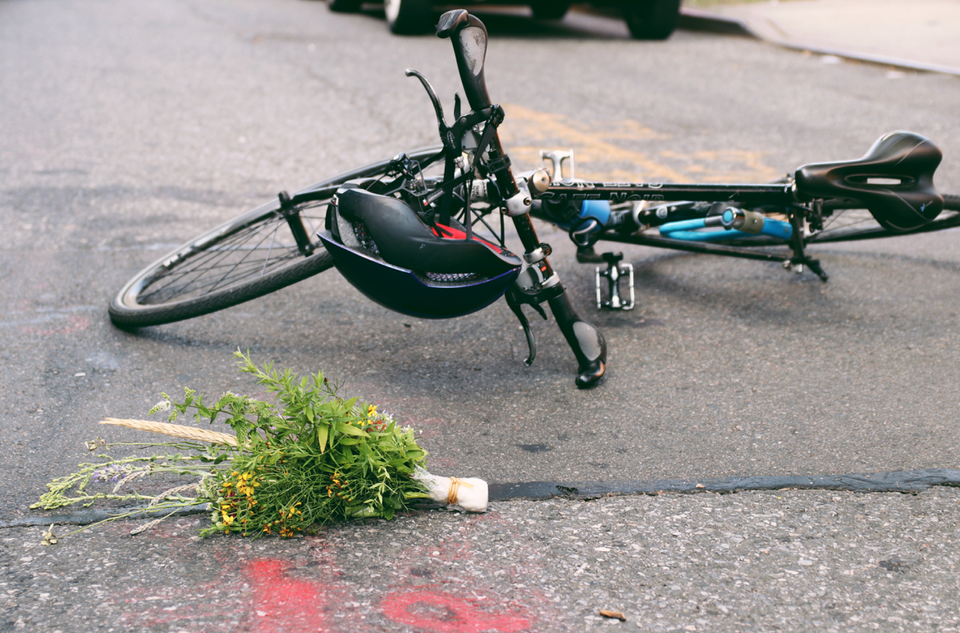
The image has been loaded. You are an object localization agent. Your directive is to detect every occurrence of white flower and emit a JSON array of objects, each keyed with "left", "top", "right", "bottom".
[{"left": 149, "top": 400, "right": 172, "bottom": 415}]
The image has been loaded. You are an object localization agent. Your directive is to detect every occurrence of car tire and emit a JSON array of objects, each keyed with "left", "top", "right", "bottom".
[
  {"left": 384, "top": 0, "right": 433, "bottom": 35},
  {"left": 530, "top": 1, "right": 570, "bottom": 20},
  {"left": 328, "top": 0, "right": 362, "bottom": 13},
  {"left": 623, "top": 0, "right": 681, "bottom": 40}
]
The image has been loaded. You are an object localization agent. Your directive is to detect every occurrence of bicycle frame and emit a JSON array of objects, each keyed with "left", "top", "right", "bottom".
[
  {"left": 537, "top": 179, "right": 807, "bottom": 266},
  {"left": 537, "top": 181, "right": 796, "bottom": 206},
  {"left": 107, "top": 9, "right": 957, "bottom": 390},
  {"left": 402, "top": 9, "right": 949, "bottom": 388}
]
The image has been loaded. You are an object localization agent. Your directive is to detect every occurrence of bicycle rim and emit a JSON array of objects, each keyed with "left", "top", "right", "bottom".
[
  {"left": 807, "top": 194, "right": 960, "bottom": 244},
  {"left": 109, "top": 148, "right": 442, "bottom": 328}
]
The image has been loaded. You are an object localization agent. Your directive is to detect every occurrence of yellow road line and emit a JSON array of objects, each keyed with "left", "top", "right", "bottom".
[{"left": 501, "top": 103, "right": 781, "bottom": 183}]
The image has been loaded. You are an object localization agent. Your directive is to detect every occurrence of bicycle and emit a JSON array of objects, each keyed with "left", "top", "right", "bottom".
[{"left": 109, "top": 10, "right": 960, "bottom": 389}]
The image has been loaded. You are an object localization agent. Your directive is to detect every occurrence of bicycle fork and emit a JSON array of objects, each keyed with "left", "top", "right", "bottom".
[
  {"left": 485, "top": 135, "right": 606, "bottom": 387},
  {"left": 506, "top": 214, "right": 607, "bottom": 389}
]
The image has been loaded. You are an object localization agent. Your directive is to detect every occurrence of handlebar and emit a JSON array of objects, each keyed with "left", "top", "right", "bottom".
[
  {"left": 434, "top": 10, "right": 607, "bottom": 388},
  {"left": 436, "top": 10, "right": 493, "bottom": 111}
]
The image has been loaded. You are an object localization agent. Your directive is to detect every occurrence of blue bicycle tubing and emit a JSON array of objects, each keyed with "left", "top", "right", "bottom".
[
  {"left": 579, "top": 199, "right": 612, "bottom": 225},
  {"left": 658, "top": 218, "right": 793, "bottom": 242}
]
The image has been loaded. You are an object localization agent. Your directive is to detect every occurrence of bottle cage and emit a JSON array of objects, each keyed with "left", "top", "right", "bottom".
[{"left": 795, "top": 131, "right": 943, "bottom": 232}]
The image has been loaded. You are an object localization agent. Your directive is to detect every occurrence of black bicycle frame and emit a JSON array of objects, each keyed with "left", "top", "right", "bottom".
[
  {"left": 535, "top": 180, "right": 802, "bottom": 264},
  {"left": 536, "top": 181, "right": 796, "bottom": 206}
]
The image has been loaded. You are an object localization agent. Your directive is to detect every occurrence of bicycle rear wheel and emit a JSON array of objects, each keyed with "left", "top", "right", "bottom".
[
  {"left": 806, "top": 194, "right": 960, "bottom": 244},
  {"left": 109, "top": 149, "right": 440, "bottom": 328}
]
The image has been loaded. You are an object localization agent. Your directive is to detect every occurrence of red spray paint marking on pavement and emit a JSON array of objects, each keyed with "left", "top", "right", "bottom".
[
  {"left": 245, "top": 559, "right": 332, "bottom": 633},
  {"left": 381, "top": 588, "right": 530, "bottom": 633}
]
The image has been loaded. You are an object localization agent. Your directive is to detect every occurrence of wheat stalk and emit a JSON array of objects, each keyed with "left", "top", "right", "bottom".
[
  {"left": 129, "top": 483, "right": 204, "bottom": 537},
  {"left": 148, "top": 483, "right": 201, "bottom": 507},
  {"left": 100, "top": 418, "right": 238, "bottom": 446}
]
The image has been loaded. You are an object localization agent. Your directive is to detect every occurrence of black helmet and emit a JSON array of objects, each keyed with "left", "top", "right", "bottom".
[{"left": 318, "top": 186, "right": 522, "bottom": 319}]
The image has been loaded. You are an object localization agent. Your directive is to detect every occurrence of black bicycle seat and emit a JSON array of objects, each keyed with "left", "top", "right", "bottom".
[
  {"left": 335, "top": 187, "right": 521, "bottom": 276},
  {"left": 795, "top": 131, "right": 943, "bottom": 231}
]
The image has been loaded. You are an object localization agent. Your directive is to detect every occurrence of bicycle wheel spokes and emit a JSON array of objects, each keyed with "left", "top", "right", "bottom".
[
  {"left": 109, "top": 149, "right": 442, "bottom": 328},
  {"left": 807, "top": 201, "right": 960, "bottom": 243},
  {"left": 137, "top": 204, "right": 327, "bottom": 305},
  {"left": 816, "top": 208, "right": 880, "bottom": 238}
]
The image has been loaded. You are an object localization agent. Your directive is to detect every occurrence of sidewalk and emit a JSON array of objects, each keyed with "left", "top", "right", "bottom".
[{"left": 681, "top": 0, "right": 960, "bottom": 76}]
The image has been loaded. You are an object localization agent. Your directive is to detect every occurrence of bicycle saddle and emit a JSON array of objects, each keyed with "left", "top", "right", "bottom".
[{"left": 795, "top": 131, "right": 943, "bottom": 231}]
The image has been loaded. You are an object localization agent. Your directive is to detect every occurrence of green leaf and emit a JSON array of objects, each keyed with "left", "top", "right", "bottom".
[
  {"left": 317, "top": 426, "right": 329, "bottom": 453},
  {"left": 335, "top": 423, "right": 367, "bottom": 437}
]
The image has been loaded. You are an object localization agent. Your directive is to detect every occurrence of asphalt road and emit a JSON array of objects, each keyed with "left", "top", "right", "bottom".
[{"left": 2, "top": 0, "right": 960, "bottom": 630}]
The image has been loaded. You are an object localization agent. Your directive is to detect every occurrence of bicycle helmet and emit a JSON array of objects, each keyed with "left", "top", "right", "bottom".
[{"left": 318, "top": 186, "right": 522, "bottom": 319}]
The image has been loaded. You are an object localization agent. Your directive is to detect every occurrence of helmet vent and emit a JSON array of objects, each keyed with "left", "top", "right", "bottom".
[
  {"left": 353, "top": 221, "right": 380, "bottom": 255},
  {"left": 425, "top": 271, "right": 478, "bottom": 282}
]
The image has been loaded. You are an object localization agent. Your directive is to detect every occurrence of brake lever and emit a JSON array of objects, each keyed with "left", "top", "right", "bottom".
[
  {"left": 505, "top": 287, "right": 548, "bottom": 367},
  {"left": 405, "top": 70, "right": 445, "bottom": 125},
  {"left": 405, "top": 69, "right": 454, "bottom": 148}
]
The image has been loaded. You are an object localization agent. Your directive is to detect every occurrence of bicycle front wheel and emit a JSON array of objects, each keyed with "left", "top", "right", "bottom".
[{"left": 109, "top": 149, "right": 440, "bottom": 328}]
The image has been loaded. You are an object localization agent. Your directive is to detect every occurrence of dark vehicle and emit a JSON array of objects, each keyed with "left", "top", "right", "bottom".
[{"left": 327, "top": 0, "right": 682, "bottom": 39}]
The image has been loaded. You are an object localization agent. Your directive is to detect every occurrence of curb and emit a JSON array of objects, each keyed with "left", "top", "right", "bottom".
[
  {"left": 679, "top": 7, "right": 960, "bottom": 77},
  {"left": 9, "top": 469, "right": 958, "bottom": 529},
  {"left": 490, "top": 468, "right": 960, "bottom": 501}
]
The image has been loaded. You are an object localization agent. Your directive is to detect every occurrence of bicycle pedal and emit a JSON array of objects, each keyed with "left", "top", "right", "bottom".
[
  {"left": 540, "top": 149, "right": 574, "bottom": 182},
  {"left": 595, "top": 259, "right": 635, "bottom": 311}
]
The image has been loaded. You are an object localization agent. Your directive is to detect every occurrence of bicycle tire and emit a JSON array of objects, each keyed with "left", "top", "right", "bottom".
[
  {"left": 108, "top": 148, "right": 441, "bottom": 328},
  {"left": 806, "top": 193, "right": 960, "bottom": 244}
]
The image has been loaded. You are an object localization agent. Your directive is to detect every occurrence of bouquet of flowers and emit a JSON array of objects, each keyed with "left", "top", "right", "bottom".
[{"left": 33, "top": 351, "right": 487, "bottom": 539}]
